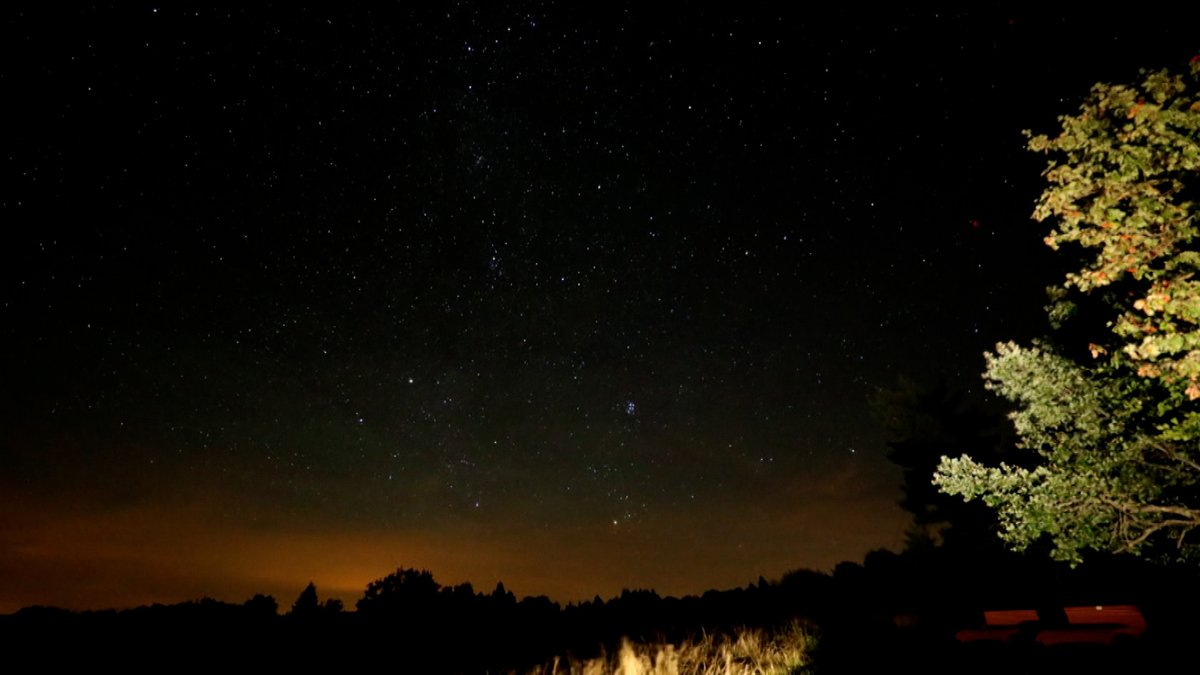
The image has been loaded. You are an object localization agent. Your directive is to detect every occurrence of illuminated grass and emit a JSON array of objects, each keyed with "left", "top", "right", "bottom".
[{"left": 528, "top": 621, "right": 815, "bottom": 675}]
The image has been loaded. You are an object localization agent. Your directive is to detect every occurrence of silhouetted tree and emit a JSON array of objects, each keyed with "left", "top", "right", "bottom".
[
  {"left": 355, "top": 567, "right": 441, "bottom": 616},
  {"left": 243, "top": 593, "right": 278, "bottom": 617},
  {"left": 290, "top": 581, "right": 319, "bottom": 617},
  {"left": 490, "top": 581, "right": 516, "bottom": 605},
  {"left": 876, "top": 377, "right": 1014, "bottom": 551}
]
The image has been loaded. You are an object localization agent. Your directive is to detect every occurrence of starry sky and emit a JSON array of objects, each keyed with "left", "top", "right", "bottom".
[{"left": 2, "top": 5, "right": 1197, "bottom": 612}]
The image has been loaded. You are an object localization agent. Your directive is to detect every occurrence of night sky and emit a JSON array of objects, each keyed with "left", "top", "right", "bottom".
[{"left": 2, "top": 5, "right": 1197, "bottom": 612}]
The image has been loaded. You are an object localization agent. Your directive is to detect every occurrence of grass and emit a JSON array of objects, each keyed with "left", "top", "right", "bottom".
[{"left": 526, "top": 621, "right": 815, "bottom": 675}]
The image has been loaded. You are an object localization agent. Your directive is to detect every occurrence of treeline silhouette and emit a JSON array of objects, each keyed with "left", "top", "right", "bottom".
[{"left": 3, "top": 548, "right": 1199, "bottom": 673}]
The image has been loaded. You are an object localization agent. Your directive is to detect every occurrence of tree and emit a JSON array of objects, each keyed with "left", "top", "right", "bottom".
[
  {"left": 355, "top": 567, "right": 441, "bottom": 616},
  {"left": 875, "top": 378, "right": 1010, "bottom": 550},
  {"left": 290, "top": 581, "right": 320, "bottom": 617},
  {"left": 935, "top": 59, "right": 1200, "bottom": 565},
  {"left": 243, "top": 593, "right": 279, "bottom": 617}
]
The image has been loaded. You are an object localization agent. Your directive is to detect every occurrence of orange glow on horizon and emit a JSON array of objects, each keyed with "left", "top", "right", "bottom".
[{"left": 0, "top": 470, "right": 909, "bottom": 614}]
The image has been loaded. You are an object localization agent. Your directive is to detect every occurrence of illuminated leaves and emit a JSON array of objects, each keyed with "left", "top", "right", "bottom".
[
  {"left": 1029, "top": 59, "right": 1200, "bottom": 396},
  {"left": 935, "top": 342, "right": 1200, "bottom": 563},
  {"left": 935, "top": 61, "right": 1200, "bottom": 564}
]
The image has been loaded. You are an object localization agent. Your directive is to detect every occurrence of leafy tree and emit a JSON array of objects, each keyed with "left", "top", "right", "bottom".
[
  {"left": 355, "top": 567, "right": 441, "bottom": 615},
  {"left": 935, "top": 60, "right": 1200, "bottom": 564},
  {"left": 243, "top": 593, "right": 279, "bottom": 617}
]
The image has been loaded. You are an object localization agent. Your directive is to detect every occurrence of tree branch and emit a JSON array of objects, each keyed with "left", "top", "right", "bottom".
[
  {"left": 1121, "top": 518, "right": 1199, "bottom": 553},
  {"left": 1148, "top": 441, "right": 1200, "bottom": 474}
]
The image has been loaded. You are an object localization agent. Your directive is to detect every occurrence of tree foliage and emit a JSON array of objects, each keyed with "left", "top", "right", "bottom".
[
  {"left": 1035, "top": 59, "right": 1200, "bottom": 396},
  {"left": 876, "top": 378, "right": 1010, "bottom": 550},
  {"left": 355, "top": 567, "right": 441, "bottom": 616},
  {"left": 935, "top": 59, "right": 1200, "bottom": 564}
]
